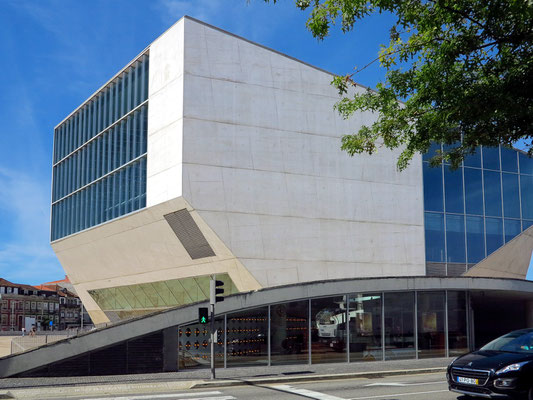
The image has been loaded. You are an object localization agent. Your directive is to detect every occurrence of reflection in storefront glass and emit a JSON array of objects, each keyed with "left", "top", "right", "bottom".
[
  {"left": 417, "top": 291, "right": 446, "bottom": 358},
  {"left": 178, "top": 317, "right": 224, "bottom": 369},
  {"left": 384, "top": 292, "right": 415, "bottom": 360},
  {"left": 270, "top": 300, "right": 309, "bottom": 365},
  {"left": 226, "top": 307, "right": 268, "bottom": 367},
  {"left": 349, "top": 293, "right": 382, "bottom": 362},
  {"left": 311, "top": 296, "right": 347, "bottom": 364},
  {"left": 448, "top": 291, "right": 468, "bottom": 356}
]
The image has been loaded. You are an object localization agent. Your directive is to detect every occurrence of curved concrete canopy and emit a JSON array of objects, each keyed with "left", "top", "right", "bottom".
[{"left": 2, "top": 276, "right": 533, "bottom": 377}]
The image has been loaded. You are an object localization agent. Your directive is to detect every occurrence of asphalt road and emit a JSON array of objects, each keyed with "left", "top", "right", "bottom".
[{"left": 54, "top": 372, "right": 464, "bottom": 400}]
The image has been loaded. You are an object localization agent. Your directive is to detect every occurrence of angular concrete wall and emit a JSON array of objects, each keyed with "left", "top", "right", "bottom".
[{"left": 180, "top": 18, "right": 426, "bottom": 287}]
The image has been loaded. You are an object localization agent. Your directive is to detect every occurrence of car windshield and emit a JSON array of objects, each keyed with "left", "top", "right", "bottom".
[{"left": 481, "top": 331, "right": 533, "bottom": 353}]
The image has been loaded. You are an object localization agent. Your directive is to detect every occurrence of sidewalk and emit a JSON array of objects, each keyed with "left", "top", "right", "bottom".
[{"left": 0, "top": 357, "right": 452, "bottom": 399}]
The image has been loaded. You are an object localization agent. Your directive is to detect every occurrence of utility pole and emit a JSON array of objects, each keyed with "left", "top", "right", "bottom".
[{"left": 81, "top": 302, "right": 84, "bottom": 329}]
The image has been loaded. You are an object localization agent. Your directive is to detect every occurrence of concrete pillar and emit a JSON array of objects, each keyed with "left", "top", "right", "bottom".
[
  {"left": 525, "top": 301, "right": 533, "bottom": 328},
  {"left": 162, "top": 326, "right": 178, "bottom": 372}
]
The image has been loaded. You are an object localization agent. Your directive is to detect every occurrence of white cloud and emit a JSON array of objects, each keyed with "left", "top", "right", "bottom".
[{"left": 0, "top": 167, "right": 63, "bottom": 285}]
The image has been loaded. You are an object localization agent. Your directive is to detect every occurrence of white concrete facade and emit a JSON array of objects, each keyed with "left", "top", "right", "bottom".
[{"left": 52, "top": 16, "right": 425, "bottom": 324}]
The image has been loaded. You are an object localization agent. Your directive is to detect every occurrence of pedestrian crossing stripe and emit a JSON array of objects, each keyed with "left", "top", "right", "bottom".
[{"left": 83, "top": 391, "right": 236, "bottom": 400}]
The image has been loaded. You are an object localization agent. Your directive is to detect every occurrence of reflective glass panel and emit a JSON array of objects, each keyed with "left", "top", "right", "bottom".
[
  {"left": 423, "top": 163, "right": 444, "bottom": 212},
  {"left": 463, "top": 148, "right": 481, "bottom": 168},
  {"left": 502, "top": 173, "right": 520, "bottom": 219},
  {"left": 501, "top": 147, "right": 518, "bottom": 173},
  {"left": 523, "top": 220, "right": 533, "bottom": 230},
  {"left": 448, "top": 291, "right": 468, "bottom": 356},
  {"left": 425, "top": 213, "right": 446, "bottom": 262},
  {"left": 484, "top": 171, "right": 502, "bottom": 217},
  {"left": 521, "top": 175, "right": 533, "bottom": 220},
  {"left": 417, "top": 291, "right": 446, "bottom": 358},
  {"left": 444, "top": 167, "right": 464, "bottom": 213},
  {"left": 311, "top": 296, "right": 347, "bottom": 364},
  {"left": 349, "top": 293, "right": 382, "bottom": 362},
  {"left": 270, "top": 300, "right": 309, "bottom": 365},
  {"left": 178, "top": 317, "right": 224, "bottom": 369},
  {"left": 519, "top": 153, "right": 533, "bottom": 175},
  {"left": 486, "top": 217, "right": 503, "bottom": 254},
  {"left": 423, "top": 142, "right": 441, "bottom": 162},
  {"left": 446, "top": 215, "right": 466, "bottom": 263},
  {"left": 504, "top": 219, "right": 521, "bottom": 243},
  {"left": 464, "top": 168, "right": 484, "bottom": 215},
  {"left": 226, "top": 307, "right": 268, "bottom": 367},
  {"left": 384, "top": 292, "right": 415, "bottom": 360},
  {"left": 466, "top": 216, "right": 485, "bottom": 263},
  {"left": 483, "top": 146, "right": 500, "bottom": 170}
]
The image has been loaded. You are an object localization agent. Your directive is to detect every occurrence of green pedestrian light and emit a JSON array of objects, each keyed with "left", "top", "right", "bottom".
[{"left": 198, "top": 307, "right": 209, "bottom": 324}]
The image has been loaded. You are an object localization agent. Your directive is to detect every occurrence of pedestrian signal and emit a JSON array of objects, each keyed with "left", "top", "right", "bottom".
[{"left": 198, "top": 307, "right": 209, "bottom": 324}]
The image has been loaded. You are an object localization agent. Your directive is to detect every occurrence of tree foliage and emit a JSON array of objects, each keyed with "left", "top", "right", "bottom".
[{"left": 266, "top": 0, "right": 533, "bottom": 169}]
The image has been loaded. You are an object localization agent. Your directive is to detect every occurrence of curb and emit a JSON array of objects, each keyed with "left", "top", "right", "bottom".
[{"left": 190, "top": 367, "right": 447, "bottom": 388}]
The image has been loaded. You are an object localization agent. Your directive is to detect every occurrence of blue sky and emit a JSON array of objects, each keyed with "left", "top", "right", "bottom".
[{"left": 0, "top": 0, "right": 396, "bottom": 285}]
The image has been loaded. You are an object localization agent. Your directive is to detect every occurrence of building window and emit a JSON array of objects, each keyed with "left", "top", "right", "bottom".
[
  {"left": 311, "top": 296, "right": 347, "bottom": 364},
  {"left": 384, "top": 292, "right": 415, "bottom": 360},
  {"left": 270, "top": 300, "right": 309, "bottom": 366},
  {"left": 349, "top": 293, "right": 382, "bottom": 362}
]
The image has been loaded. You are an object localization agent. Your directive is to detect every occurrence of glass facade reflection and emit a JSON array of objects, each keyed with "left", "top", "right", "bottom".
[
  {"left": 424, "top": 145, "right": 533, "bottom": 275},
  {"left": 51, "top": 54, "right": 149, "bottom": 241},
  {"left": 178, "top": 290, "right": 468, "bottom": 369}
]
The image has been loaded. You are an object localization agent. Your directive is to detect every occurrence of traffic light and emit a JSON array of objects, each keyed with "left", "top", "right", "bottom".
[
  {"left": 210, "top": 279, "right": 224, "bottom": 304},
  {"left": 198, "top": 307, "right": 209, "bottom": 324}
]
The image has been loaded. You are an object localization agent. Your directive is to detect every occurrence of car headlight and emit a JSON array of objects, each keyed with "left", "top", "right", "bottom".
[{"left": 496, "top": 362, "right": 528, "bottom": 374}]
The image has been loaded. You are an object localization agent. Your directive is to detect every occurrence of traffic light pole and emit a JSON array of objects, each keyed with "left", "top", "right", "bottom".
[
  {"left": 210, "top": 300, "right": 215, "bottom": 379},
  {"left": 209, "top": 275, "right": 224, "bottom": 380}
]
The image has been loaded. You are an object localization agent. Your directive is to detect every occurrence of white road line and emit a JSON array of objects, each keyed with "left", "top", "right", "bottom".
[
  {"left": 350, "top": 389, "right": 449, "bottom": 399},
  {"left": 83, "top": 392, "right": 233, "bottom": 400},
  {"left": 272, "top": 384, "right": 347, "bottom": 400},
  {"left": 364, "top": 381, "right": 447, "bottom": 387}
]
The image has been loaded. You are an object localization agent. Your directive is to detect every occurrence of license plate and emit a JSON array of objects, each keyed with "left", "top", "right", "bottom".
[{"left": 457, "top": 376, "right": 478, "bottom": 385}]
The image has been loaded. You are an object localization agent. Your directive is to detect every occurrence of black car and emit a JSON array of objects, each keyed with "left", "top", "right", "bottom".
[{"left": 448, "top": 328, "right": 533, "bottom": 399}]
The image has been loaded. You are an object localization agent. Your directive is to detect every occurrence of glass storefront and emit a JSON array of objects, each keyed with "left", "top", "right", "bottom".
[
  {"left": 226, "top": 307, "right": 268, "bottom": 367},
  {"left": 178, "top": 290, "right": 469, "bottom": 369},
  {"left": 178, "top": 317, "right": 224, "bottom": 369},
  {"left": 448, "top": 291, "right": 469, "bottom": 356},
  {"left": 270, "top": 300, "right": 309, "bottom": 365},
  {"left": 384, "top": 292, "right": 415, "bottom": 360},
  {"left": 417, "top": 291, "right": 446, "bottom": 358},
  {"left": 311, "top": 296, "right": 346, "bottom": 364},
  {"left": 349, "top": 293, "right": 382, "bottom": 362}
]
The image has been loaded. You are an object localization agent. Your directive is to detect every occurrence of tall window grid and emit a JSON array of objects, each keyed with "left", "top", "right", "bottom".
[
  {"left": 423, "top": 145, "right": 533, "bottom": 276},
  {"left": 51, "top": 53, "right": 149, "bottom": 241}
]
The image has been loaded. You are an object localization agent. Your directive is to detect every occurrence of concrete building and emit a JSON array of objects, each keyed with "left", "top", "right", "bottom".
[{"left": 7, "top": 16, "right": 526, "bottom": 376}]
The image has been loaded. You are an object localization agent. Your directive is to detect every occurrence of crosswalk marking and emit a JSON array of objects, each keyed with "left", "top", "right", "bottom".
[
  {"left": 83, "top": 391, "right": 235, "bottom": 400},
  {"left": 364, "top": 381, "right": 446, "bottom": 387},
  {"left": 349, "top": 389, "right": 449, "bottom": 399},
  {"left": 271, "top": 385, "right": 347, "bottom": 400}
]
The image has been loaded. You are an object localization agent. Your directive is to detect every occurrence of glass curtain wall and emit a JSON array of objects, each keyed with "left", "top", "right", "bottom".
[
  {"left": 423, "top": 145, "right": 533, "bottom": 275},
  {"left": 51, "top": 53, "right": 149, "bottom": 241},
  {"left": 178, "top": 290, "right": 468, "bottom": 369}
]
